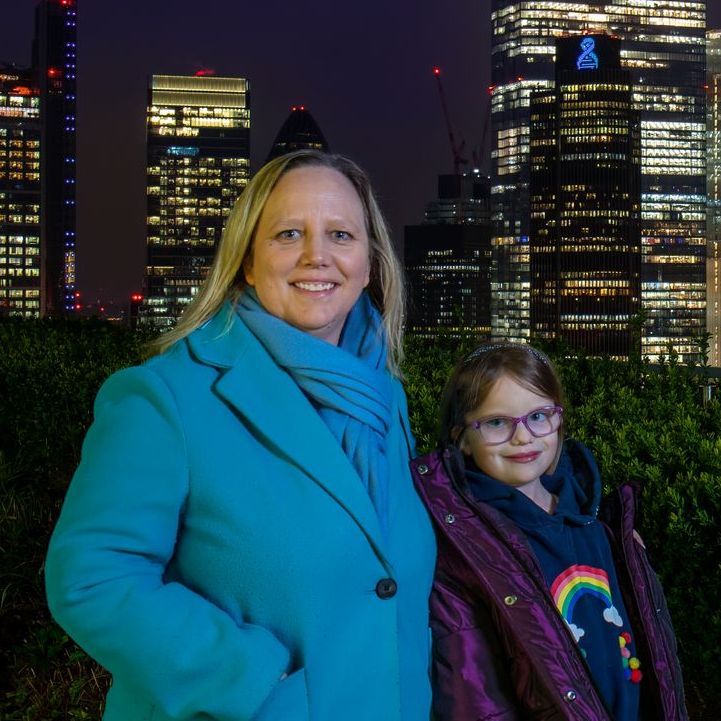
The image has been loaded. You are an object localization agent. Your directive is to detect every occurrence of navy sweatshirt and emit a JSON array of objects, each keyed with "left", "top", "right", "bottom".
[{"left": 466, "top": 440, "right": 641, "bottom": 721}]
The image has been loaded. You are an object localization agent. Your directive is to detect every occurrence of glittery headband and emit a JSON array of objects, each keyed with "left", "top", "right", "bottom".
[{"left": 463, "top": 343, "right": 550, "bottom": 366}]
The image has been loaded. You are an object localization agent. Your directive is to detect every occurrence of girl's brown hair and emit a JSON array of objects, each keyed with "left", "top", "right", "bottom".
[{"left": 438, "top": 343, "right": 565, "bottom": 458}]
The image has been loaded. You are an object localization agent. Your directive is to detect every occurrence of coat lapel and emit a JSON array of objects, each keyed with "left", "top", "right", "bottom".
[{"left": 187, "top": 303, "right": 390, "bottom": 567}]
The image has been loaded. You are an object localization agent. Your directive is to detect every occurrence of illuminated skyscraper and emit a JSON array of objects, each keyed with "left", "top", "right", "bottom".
[
  {"left": 0, "top": 67, "right": 41, "bottom": 317},
  {"left": 707, "top": 29, "right": 721, "bottom": 366},
  {"left": 32, "top": 0, "right": 77, "bottom": 315},
  {"left": 491, "top": 0, "right": 707, "bottom": 361},
  {"left": 530, "top": 35, "right": 642, "bottom": 358},
  {"left": 141, "top": 73, "right": 250, "bottom": 327},
  {"left": 404, "top": 173, "right": 493, "bottom": 336},
  {"left": 266, "top": 105, "right": 329, "bottom": 162}
]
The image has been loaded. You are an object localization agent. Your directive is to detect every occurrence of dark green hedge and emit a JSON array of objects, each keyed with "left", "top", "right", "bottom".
[{"left": 1, "top": 320, "right": 719, "bottom": 719}]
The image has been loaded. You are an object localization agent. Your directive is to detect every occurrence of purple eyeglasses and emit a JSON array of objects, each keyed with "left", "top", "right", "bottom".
[{"left": 466, "top": 405, "right": 563, "bottom": 445}]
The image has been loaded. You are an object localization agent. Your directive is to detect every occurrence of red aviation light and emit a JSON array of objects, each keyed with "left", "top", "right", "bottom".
[
  {"left": 11, "top": 86, "right": 32, "bottom": 96},
  {"left": 59, "top": 0, "right": 76, "bottom": 6},
  {"left": 194, "top": 68, "right": 216, "bottom": 77},
  {"left": 433, "top": 67, "right": 441, "bottom": 76},
  {"left": 488, "top": 85, "right": 496, "bottom": 94},
  {"left": 131, "top": 294, "right": 143, "bottom": 302},
  {"left": 47, "top": 67, "right": 62, "bottom": 79}
]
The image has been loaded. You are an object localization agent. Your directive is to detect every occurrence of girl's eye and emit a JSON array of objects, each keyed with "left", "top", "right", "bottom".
[
  {"left": 529, "top": 411, "right": 547, "bottom": 423},
  {"left": 483, "top": 417, "right": 509, "bottom": 430}
]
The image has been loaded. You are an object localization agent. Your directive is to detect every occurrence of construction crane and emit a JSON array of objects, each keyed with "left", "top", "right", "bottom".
[{"left": 432, "top": 66, "right": 468, "bottom": 175}]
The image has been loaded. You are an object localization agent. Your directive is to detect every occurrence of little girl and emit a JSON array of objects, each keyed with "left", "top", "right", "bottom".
[{"left": 412, "top": 343, "right": 688, "bottom": 721}]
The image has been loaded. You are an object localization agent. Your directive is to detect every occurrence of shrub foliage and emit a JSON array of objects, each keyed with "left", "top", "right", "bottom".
[{"left": 1, "top": 319, "right": 719, "bottom": 718}]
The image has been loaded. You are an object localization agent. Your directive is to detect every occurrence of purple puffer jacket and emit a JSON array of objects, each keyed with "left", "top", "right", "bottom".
[{"left": 411, "top": 443, "right": 688, "bottom": 721}]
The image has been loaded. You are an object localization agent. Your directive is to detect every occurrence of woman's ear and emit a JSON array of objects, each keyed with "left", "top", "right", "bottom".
[{"left": 242, "top": 253, "right": 254, "bottom": 286}]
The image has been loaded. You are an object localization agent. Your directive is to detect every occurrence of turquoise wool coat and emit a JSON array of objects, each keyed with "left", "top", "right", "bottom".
[{"left": 45, "top": 303, "right": 436, "bottom": 721}]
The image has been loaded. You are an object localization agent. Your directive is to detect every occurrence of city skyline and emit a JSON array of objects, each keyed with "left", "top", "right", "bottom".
[
  {"left": 2, "top": 1, "right": 720, "bottom": 308},
  {"left": 2, "top": 0, "right": 490, "bottom": 305}
]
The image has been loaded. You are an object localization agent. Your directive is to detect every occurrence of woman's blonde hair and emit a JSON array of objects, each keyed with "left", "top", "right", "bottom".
[{"left": 149, "top": 150, "right": 406, "bottom": 371}]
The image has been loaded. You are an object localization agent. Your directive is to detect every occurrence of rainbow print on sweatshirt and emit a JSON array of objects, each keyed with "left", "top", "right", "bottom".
[{"left": 551, "top": 564, "right": 613, "bottom": 621}]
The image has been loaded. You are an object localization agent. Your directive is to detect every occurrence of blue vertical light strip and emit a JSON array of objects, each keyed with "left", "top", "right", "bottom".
[{"left": 62, "top": 0, "right": 77, "bottom": 311}]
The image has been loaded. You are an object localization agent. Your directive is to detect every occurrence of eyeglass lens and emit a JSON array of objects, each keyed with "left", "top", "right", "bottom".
[{"left": 473, "top": 407, "right": 561, "bottom": 444}]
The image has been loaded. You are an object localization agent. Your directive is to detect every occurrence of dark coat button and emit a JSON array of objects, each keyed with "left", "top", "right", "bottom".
[{"left": 375, "top": 578, "right": 398, "bottom": 599}]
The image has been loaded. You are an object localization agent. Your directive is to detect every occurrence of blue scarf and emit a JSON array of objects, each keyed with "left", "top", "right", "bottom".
[{"left": 236, "top": 288, "right": 395, "bottom": 537}]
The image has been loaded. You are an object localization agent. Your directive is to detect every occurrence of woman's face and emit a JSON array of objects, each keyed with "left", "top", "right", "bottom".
[
  {"left": 458, "top": 374, "right": 559, "bottom": 489},
  {"left": 244, "top": 166, "right": 371, "bottom": 345}
]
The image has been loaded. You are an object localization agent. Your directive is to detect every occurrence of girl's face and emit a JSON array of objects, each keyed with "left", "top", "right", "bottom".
[{"left": 458, "top": 374, "right": 560, "bottom": 489}]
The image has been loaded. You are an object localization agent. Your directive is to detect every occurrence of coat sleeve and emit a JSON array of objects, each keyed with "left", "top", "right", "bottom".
[
  {"left": 45, "top": 365, "right": 293, "bottom": 721},
  {"left": 430, "top": 576, "right": 522, "bottom": 721}
]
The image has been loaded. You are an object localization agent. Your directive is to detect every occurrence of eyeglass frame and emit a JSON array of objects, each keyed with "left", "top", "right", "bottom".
[{"left": 464, "top": 405, "right": 564, "bottom": 446}]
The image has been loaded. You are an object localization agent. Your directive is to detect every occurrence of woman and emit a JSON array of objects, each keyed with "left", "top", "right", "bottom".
[{"left": 45, "top": 151, "right": 436, "bottom": 721}]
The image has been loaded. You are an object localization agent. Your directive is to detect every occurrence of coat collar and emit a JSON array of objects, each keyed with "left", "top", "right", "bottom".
[{"left": 186, "top": 302, "right": 393, "bottom": 568}]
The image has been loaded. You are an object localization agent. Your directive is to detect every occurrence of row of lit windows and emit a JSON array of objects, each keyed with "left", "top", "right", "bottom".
[
  {"left": 535, "top": 243, "right": 636, "bottom": 253},
  {"left": 557, "top": 288, "right": 632, "bottom": 297},
  {"left": 560, "top": 152, "right": 630, "bottom": 161},
  {"left": 0, "top": 245, "right": 39, "bottom": 255},
  {"left": 643, "top": 212, "right": 704, "bottom": 221},
  {"left": 563, "top": 84, "right": 631, "bottom": 94},
  {"left": 155, "top": 159, "right": 246, "bottom": 169},
  {"left": 1, "top": 289, "right": 40, "bottom": 298},
  {"left": 0, "top": 215, "right": 40, "bottom": 224},
  {"left": 559, "top": 279, "right": 632, "bottom": 288},
  {"left": 0, "top": 257, "right": 38, "bottom": 266},
  {"left": 559, "top": 209, "right": 631, "bottom": 218}
]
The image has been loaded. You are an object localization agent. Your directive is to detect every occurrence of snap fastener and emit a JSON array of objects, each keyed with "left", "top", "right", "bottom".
[
  {"left": 417, "top": 463, "right": 429, "bottom": 475},
  {"left": 564, "top": 690, "right": 577, "bottom": 702},
  {"left": 375, "top": 578, "right": 398, "bottom": 600},
  {"left": 445, "top": 513, "right": 456, "bottom": 524},
  {"left": 504, "top": 595, "right": 518, "bottom": 606}
]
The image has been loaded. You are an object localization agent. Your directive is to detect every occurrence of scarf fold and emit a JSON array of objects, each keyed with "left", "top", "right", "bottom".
[{"left": 236, "top": 288, "right": 395, "bottom": 537}]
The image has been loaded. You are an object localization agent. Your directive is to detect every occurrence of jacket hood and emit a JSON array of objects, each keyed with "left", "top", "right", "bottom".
[{"left": 461, "top": 439, "right": 602, "bottom": 526}]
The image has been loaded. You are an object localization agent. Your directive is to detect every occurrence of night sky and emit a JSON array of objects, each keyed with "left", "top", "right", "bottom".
[{"left": 3, "top": 1, "right": 720, "bottom": 305}]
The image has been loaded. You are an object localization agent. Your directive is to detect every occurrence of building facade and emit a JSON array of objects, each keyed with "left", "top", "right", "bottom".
[
  {"left": 0, "top": 68, "right": 42, "bottom": 318},
  {"left": 141, "top": 74, "right": 250, "bottom": 327},
  {"left": 491, "top": 0, "right": 707, "bottom": 361},
  {"left": 32, "top": 0, "right": 77, "bottom": 315},
  {"left": 404, "top": 173, "right": 493, "bottom": 336},
  {"left": 530, "top": 35, "right": 642, "bottom": 358},
  {"left": 708, "top": 29, "right": 721, "bottom": 366}
]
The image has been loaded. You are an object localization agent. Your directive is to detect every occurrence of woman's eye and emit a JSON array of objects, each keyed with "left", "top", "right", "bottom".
[
  {"left": 277, "top": 229, "right": 301, "bottom": 240},
  {"left": 332, "top": 230, "right": 352, "bottom": 241}
]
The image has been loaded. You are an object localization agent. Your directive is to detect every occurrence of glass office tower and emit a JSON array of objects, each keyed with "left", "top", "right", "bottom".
[
  {"left": 404, "top": 173, "right": 493, "bottom": 337},
  {"left": 530, "top": 35, "right": 642, "bottom": 358},
  {"left": 141, "top": 74, "right": 250, "bottom": 327},
  {"left": 266, "top": 105, "right": 328, "bottom": 163},
  {"left": 708, "top": 29, "right": 721, "bottom": 366},
  {"left": 32, "top": 0, "right": 77, "bottom": 316},
  {"left": 491, "top": 0, "right": 706, "bottom": 361},
  {"left": 0, "top": 68, "right": 42, "bottom": 318}
]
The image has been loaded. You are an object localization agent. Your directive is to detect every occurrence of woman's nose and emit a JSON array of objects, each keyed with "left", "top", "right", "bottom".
[{"left": 300, "top": 231, "right": 328, "bottom": 266}]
